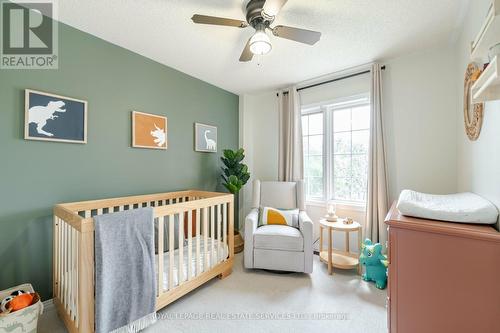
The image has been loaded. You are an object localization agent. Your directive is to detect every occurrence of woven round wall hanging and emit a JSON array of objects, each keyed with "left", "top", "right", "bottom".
[{"left": 463, "top": 63, "right": 484, "bottom": 141}]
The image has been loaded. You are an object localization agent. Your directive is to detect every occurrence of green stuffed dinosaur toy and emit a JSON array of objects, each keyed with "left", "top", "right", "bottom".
[{"left": 359, "top": 239, "right": 388, "bottom": 289}]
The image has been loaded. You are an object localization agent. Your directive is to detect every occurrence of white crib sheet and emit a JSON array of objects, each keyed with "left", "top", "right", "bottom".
[
  {"left": 156, "top": 236, "right": 229, "bottom": 290},
  {"left": 396, "top": 190, "right": 498, "bottom": 224}
]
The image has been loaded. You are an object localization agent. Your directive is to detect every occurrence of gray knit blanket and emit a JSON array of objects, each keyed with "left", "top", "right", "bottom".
[{"left": 94, "top": 208, "right": 156, "bottom": 333}]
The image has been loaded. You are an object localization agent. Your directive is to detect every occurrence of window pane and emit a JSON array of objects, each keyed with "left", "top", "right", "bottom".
[
  {"left": 352, "top": 130, "right": 369, "bottom": 153},
  {"left": 302, "top": 136, "right": 309, "bottom": 155},
  {"left": 303, "top": 158, "right": 309, "bottom": 177},
  {"left": 352, "top": 105, "right": 370, "bottom": 130},
  {"left": 333, "top": 178, "right": 351, "bottom": 201},
  {"left": 351, "top": 176, "right": 367, "bottom": 202},
  {"left": 308, "top": 113, "right": 323, "bottom": 135},
  {"left": 333, "top": 155, "right": 351, "bottom": 179},
  {"left": 333, "top": 109, "right": 350, "bottom": 132},
  {"left": 308, "top": 177, "right": 324, "bottom": 198},
  {"left": 351, "top": 153, "right": 368, "bottom": 202},
  {"left": 352, "top": 155, "right": 368, "bottom": 180},
  {"left": 308, "top": 135, "right": 323, "bottom": 155},
  {"left": 333, "top": 132, "right": 351, "bottom": 154},
  {"left": 301, "top": 116, "right": 309, "bottom": 136},
  {"left": 307, "top": 156, "right": 323, "bottom": 177}
]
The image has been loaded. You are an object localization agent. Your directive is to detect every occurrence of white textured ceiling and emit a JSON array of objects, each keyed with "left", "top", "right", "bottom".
[{"left": 58, "top": 0, "right": 467, "bottom": 94}]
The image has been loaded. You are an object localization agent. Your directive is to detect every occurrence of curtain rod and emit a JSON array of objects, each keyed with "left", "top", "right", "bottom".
[{"left": 280, "top": 65, "right": 386, "bottom": 95}]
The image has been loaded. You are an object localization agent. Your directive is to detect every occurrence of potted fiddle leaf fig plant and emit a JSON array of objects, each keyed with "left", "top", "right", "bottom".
[{"left": 221, "top": 148, "right": 250, "bottom": 253}]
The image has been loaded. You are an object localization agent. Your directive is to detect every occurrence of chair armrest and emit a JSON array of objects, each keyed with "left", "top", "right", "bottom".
[
  {"left": 244, "top": 208, "right": 259, "bottom": 269},
  {"left": 299, "top": 211, "right": 313, "bottom": 234},
  {"left": 299, "top": 210, "right": 314, "bottom": 273}
]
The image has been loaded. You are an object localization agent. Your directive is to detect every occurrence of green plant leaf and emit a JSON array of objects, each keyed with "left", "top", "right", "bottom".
[{"left": 220, "top": 148, "right": 250, "bottom": 194}]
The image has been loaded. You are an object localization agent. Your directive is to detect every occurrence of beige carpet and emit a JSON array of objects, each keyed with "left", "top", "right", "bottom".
[{"left": 39, "top": 253, "right": 387, "bottom": 333}]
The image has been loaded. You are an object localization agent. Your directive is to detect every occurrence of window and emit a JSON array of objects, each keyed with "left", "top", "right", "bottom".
[
  {"left": 302, "top": 95, "right": 370, "bottom": 204},
  {"left": 302, "top": 111, "right": 324, "bottom": 200}
]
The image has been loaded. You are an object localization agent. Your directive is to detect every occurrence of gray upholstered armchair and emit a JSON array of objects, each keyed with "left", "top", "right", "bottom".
[{"left": 244, "top": 180, "right": 313, "bottom": 273}]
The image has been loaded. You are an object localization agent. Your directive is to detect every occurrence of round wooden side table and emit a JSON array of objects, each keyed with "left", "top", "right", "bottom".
[{"left": 319, "top": 218, "right": 362, "bottom": 275}]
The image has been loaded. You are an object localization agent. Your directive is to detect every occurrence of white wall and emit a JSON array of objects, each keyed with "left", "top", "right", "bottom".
[
  {"left": 238, "top": 92, "right": 279, "bottom": 229},
  {"left": 455, "top": 0, "right": 500, "bottom": 231},
  {"left": 383, "top": 45, "right": 459, "bottom": 202}
]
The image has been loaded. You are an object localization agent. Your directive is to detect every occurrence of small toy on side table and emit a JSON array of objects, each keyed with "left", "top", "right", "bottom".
[{"left": 359, "top": 239, "right": 388, "bottom": 289}]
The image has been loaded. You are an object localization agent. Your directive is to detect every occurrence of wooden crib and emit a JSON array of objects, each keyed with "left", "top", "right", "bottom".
[{"left": 53, "top": 190, "right": 234, "bottom": 333}]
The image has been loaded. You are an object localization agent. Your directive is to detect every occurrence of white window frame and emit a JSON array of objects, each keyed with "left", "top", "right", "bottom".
[
  {"left": 302, "top": 93, "right": 370, "bottom": 210},
  {"left": 301, "top": 106, "right": 326, "bottom": 202}
]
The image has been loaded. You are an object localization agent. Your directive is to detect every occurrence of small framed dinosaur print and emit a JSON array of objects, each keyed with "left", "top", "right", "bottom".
[
  {"left": 194, "top": 122, "right": 217, "bottom": 153},
  {"left": 132, "top": 111, "right": 168, "bottom": 150}
]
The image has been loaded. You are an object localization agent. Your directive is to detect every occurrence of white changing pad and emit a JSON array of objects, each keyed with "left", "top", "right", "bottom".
[
  {"left": 396, "top": 190, "right": 498, "bottom": 224},
  {"left": 156, "top": 236, "right": 228, "bottom": 291}
]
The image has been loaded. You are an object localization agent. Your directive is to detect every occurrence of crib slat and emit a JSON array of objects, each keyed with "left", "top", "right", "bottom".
[
  {"left": 169, "top": 215, "right": 174, "bottom": 290},
  {"left": 64, "top": 221, "right": 69, "bottom": 311},
  {"left": 60, "top": 220, "right": 64, "bottom": 307},
  {"left": 210, "top": 206, "right": 215, "bottom": 267},
  {"left": 97, "top": 208, "right": 103, "bottom": 216},
  {"left": 75, "top": 226, "right": 79, "bottom": 324},
  {"left": 84, "top": 211, "right": 90, "bottom": 219},
  {"left": 72, "top": 226, "right": 77, "bottom": 320},
  {"left": 62, "top": 220, "right": 66, "bottom": 310},
  {"left": 54, "top": 217, "right": 58, "bottom": 300},
  {"left": 157, "top": 217, "right": 164, "bottom": 296},
  {"left": 187, "top": 209, "right": 193, "bottom": 280},
  {"left": 203, "top": 207, "right": 209, "bottom": 271},
  {"left": 65, "top": 221, "right": 69, "bottom": 310},
  {"left": 52, "top": 215, "right": 59, "bottom": 297},
  {"left": 217, "top": 204, "right": 222, "bottom": 262},
  {"left": 58, "top": 218, "right": 63, "bottom": 301},
  {"left": 69, "top": 225, "right": 73, "bottom": 316},
  {"left": 223, "top": 203, "right": 227, "bottom": 259},
  {"left": 178, "top": 212, "right": 184, "bottom": 284},
  {"left": 69, "top": 227, "right": 74, "bottom": 319},
  {"left": 196, "top": 208, "right": 201, "bottom": 276}
]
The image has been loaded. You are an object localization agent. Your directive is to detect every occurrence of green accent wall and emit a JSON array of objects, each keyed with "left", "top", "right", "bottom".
[{"left": 0, "top": 23, "right": 239, "bottom": 300}]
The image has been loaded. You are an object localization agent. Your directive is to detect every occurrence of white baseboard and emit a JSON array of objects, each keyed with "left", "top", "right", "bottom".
[{"left": 42, "top": 298, "right": 54, "bottom": 311}]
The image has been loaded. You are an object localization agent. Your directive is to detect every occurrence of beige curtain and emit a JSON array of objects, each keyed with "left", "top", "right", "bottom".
[
  {"left": 278, "top": 86, "right": 304, "bottom": 182},
  {"left": 366, "top": 64, "right": 389, "bottom": 245}
]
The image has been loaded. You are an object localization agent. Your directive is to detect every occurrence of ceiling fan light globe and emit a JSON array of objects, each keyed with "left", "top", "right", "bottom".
[{"left": 249, "top": 31, "right": 272, "bottom": 55}]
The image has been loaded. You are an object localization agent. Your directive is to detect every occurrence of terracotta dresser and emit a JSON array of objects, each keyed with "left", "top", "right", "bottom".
[{"left": 385, "top": 203, "right": 500, "bottom": 333}]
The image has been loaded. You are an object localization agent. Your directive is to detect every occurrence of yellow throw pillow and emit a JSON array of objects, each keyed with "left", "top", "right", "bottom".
[{"left": 260, "top": 207, "right": 299, "bottom": 228}]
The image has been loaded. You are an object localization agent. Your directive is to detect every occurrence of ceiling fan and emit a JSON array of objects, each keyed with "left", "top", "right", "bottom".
[{"left": 191, "top": 0, "right": 321, "bottom": 62}]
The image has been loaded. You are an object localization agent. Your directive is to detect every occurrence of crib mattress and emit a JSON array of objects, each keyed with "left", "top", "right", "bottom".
[
  {"left": 156, "top": 236, "right": 229, "bottom": 290},
  {"left": 396, "top": 190, "right": 498, "bottom": 224},
  {"left": 60, "top": 237, "right": 228, "bottom": 299}
]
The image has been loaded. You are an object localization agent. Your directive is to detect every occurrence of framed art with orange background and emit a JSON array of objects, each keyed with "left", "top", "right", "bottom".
[{"left": 132, "top": 111, "right": 168, "bottom": 150}]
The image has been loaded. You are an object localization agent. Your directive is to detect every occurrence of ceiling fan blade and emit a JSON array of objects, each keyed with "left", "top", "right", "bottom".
[
  {"left": 191, "top": 14, "right": 248, "bottom": 28},
  {"left": 272, "top": 25, "right": 321, "bottom": 45},
  {"left": 239, "top": 38, "right": 253, "bottom": 62},
  {"left": 262, "top": 0, "right": 288, "bottom": 17}
]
